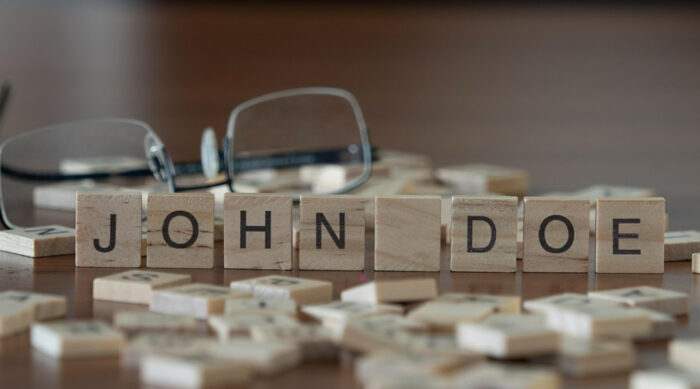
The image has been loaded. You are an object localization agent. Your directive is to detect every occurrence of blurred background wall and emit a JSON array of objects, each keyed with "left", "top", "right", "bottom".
[{"left": 1, "top": 2, "right": 699, "bottom": 226}]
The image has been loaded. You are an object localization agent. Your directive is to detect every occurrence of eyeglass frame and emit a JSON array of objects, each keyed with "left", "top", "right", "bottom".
[{"left": 0, "top": 84, "right": 373, "bottom": 229}]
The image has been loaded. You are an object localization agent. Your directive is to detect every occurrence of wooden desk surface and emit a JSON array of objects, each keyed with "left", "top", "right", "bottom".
[{"left": 1, "top": 2, "right": 700, "bottom": 388}]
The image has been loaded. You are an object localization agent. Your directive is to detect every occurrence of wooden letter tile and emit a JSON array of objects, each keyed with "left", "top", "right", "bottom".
[
  {"left": 76, "top": 193, "right": 142, "bottom": 267},
  {"left": 374, "top": 195, "right": 441, "bottom": 271},
  {"left": 333, "top": 314, "right": 427, "bottom": 354},
  {"left": 588, "top": 286, "right": 689, "bottom": 315},
  {"left": 208, "top": 313, "right": 300, "bottom": 341},
  {"left": 435, "top": 164, "right": 529, "bottom": 196},
  {"left": 150, "top": 283, "right": 250, "bottom": 319},
  {"left": 207, "top": 339, "right": 301, "bottom": 376},
  {"left": 457, "top": 313, "right": 559, "bottom": 359},
  {"left": 124, "top": 332, "right": 216, "bottom": 367},
  {"left": 340, "top": 278, "right": 438, "bottom": 304},
  {"left": 451, "top": 196, "right": 518, "bottom": 272},
  {"left": 630, "top": 369, "right": 700, "bottom": 389},
  {"left": 93, "top": 270, "right": 191, "bottom": 304},
  {"left": 694, "top": 252, "right": 700, "bottom": 273},
  {"left": 0, "top": 290, "right": 66, "bottom": 320},
  {"left": 0, "top": 301, "right": 34, "bottom": 338},
  {"left": 408, "top": 301, "right": 494, "bottom": 332},
  {"left": 31, "top": 319, "right": 125, "bottom": 359},
  {"left": 596, "top": 198, "right": 665, "bottom": 273},
  {"left": 0, "top": 225, "right": 74, "bottom": 257},
  {"left": 299, "top": 195, "right": 366, "bottom": 271},
  {"left": 523, "top": 197, "right": 590, "bottom": 272},
  {"left": 223, "top": 297, "right": 297, "bottom": 317},
  {"left": 140, "top": 353, "right": 252, "bottom": 388},
  {"left": 557, "top": 337, "right": 634, "bottom": 377},
  {"left": 230, "top": 275, "right": 332, "bottom": 305},
  {"left": 147, "top": 193, "right": 214, "bottom": 268},
  {"left": 301, "top": 300, "right": 403, "bottom": 325},
  {"left": 454, "top": 364, "right": 560, "bottom": 389},
  {"left": 249, "top": 324, "right": 338, "bottom": 361},
  {"left": 669, "top": 338, "right": 700, "bottom": 372},
  {"left": 113, "top": 311, "right": 198, "bottom": 333},
  {"left": 223, "top": 194, "right": 292, "bottom": 270},
  {"left": 544, "top": 304, "right": 652, "bottom": 339},
  {"left": 664, "top": 230, "right": 700, "bottom": 261}
]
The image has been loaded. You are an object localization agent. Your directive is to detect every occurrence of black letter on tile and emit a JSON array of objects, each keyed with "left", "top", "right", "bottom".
[
  {"left": 240, "top": 211, "right": 271, "bottom": 249},
  {"left": 162, "top": 211, "right": 199, "bottom": 249},
  {"left": 316, "top": 213, "right": 345, "bottom": 249},
  {"left": 467, "top": 216, "right": 496, "bottom": 252},
  {"left": 94, "top": 214, "right": 117, "bottom": 252},
  {"left": 539, "top": 215, "right": 574, "bottom": 253},
  {"left": 613, "top": 218, "right": 641, "bottom": 255}
]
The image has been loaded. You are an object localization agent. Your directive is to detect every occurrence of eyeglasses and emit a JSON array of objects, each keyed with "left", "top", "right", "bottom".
[{"left": 0, "top": 85, "right": 373, "bottom": 229}]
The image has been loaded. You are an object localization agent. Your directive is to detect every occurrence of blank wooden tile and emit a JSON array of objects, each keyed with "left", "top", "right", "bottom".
[
  {"left": 0, "top": 301, "right": 34, "bottom": 337},
  {"left": 454, "top": 363, "right": 561, "bottom": 389},
  {"left": 408, "top": 301, "right": 494, "bottom": 332},
  {"left": 124, "top": 332, "right": 216, "bottom": 367},
  {"left": 670, "top": 338, "right": 700, "bottom": 372},
  {"left": 230, "top": 275, "right": 332, "bottom": 305},
  {"left": 299, "top": 195, "right": 366, "bottom": 271},
  {"left": 113, "top": 311, "right": 198, "bottom": 333},
  {"left": 665, "top": 230, "right": 700, "bottom": 261},
  {"left": 457, "top": 314, "right": 559, "bottom": 359},
  {"left": 356, "top": 350, "right": 474, "bottom": 384},
  {"left": 631, "top": 369, "right": 700, "bottom": 389},
  {"left": 557, "top": 337, "right": 634, "bottom": 377},
  {"left": 374, "top": 196, "right": 441, "bottom": 271},
  {"left": 249, "top": 324, "right": 338, "bottom": 361},
  {"left": 332, "top": 314, "right": 427, "bottom": 354},
  {"left": 435, "top": 164, "right": 529, "bottom": 196},
  {"left": 150, "top": 283, "right": 250, "bottom": 319},
  {"left": 544, "top": 304, "right": 652, "bottom": 339},
  {"left": 301, "top": 300, "right": 403, "bottom": 325},
  {"left": 596, "top": 198, "right": 665, "bottom": 273},
  {"left": 93, "top": 270, "right": 192, "bottom": 304},
  {"left": 588, "top": 286, "right": 689, "bottom": 315},
  {"left": 76, "top": 193, "right": 142, "bottom": 267},
  {"left": 0, "top": 225, "right": 74, "bottom": 257},
  {"left": 31, "top": 320, "right": 125, "bottom": 359},
  {"left": 437, "top": 293, "right": 521, "bottom": 314},
  {"left": 0, "top": 290, "right": 66, "bottom": 321},
  {"left": 223, "top": 297, "right": 297, "bottom": 317},
  {"left": 147, "top": 193, "right": 215, "bottom": 268},
  {"left": 451, "top": 196, "right": 518, "bottom": 272},
  {"left": 207, "top": 339, "right": 301, "bottom": 376},
  {"left": 523, "top": 197, "right": 590, "bottom": 272},
  {"left": 694, "top": 253, "right": 700, "bottom": 273},
  {"left": 223, "top": 194, "right": 292, "bottom": 270},
  {"left": 208, "top": 313, "right": 300, "bottom": 342},
  {"left": 141, "top": 353, "right": 252, "bottom": 388},
  {"left": 340, "top": 278, "right": 438, "bottom": 304}
]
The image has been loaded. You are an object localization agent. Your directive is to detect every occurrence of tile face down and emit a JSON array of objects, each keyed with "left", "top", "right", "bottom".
[
  {"left": 30, "top": 320, "right": 125, "bottom": 359},
  {"left": 0, "top": 225, "right": 75, "bottom": 257},
  {"left": 224, "top": 194, "right": 292, "bottom": 270},
  {"left": 596, "top": 198, "right": 665, "bottom": 274},
  {"left": 299, "top": 195, "right": 366, "bottom": 271},
  {"left": 76, "top": 193, "right": 142, "bottom": 267},
  {"left": 523, "top": 197, "right": 590, "bottom": 273},
  {"left": 147, "top": 193, "right": 215, "bottom": 268},
  {"left": 450, "top": 196, "right": 518, "bottom": 272},
  {"left": 93, "top": 270, "right": 192, "bottom": 304},
  {"left": 340, "top": 278, "right": 438, "bottom": 304},
  {"left": 374, "top": 196, "right": 441, "bottom": 271}
]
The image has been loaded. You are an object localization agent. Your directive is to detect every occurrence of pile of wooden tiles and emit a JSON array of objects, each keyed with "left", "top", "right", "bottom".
[{"left": 3, "top": 272, "right": 699, "bottom": 388}]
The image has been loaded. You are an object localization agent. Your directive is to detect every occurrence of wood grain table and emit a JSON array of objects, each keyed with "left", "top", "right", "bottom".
[{"left": 1, "top": 2, "right": 700, "bottom": 389}]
